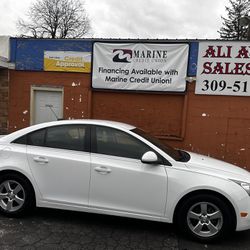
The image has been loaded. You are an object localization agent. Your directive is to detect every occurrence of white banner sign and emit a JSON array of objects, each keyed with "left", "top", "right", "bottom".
[
  {"left": 196, "top": 41, "right": 250, "bottom": 96},
  {"left": 92, "top": 43, "right": 189, "bottom": 92}
]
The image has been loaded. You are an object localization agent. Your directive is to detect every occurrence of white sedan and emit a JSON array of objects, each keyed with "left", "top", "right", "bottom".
[{"left": 0, "top": 119, "right": 250, "bottom": 241}]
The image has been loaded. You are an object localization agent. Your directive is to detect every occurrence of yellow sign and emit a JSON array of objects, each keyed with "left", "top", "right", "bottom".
[{"left": 44, "top": 51, "right": 91, "bottom": 73}]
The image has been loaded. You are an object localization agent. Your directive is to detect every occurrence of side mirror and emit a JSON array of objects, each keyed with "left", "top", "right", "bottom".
[{"left": 141, "top": 151, "right": 161, "bottom": 164}]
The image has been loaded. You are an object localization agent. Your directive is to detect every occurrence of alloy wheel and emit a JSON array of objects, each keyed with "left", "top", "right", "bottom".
[
  {"left": 187, "top": 201, "right": 223, "bottom": 238},
  {"left": 0, "top": 180, "right": 25, "bottom": 212}
]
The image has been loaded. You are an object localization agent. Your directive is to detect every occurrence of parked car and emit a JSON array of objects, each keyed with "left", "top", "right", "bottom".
[{"left": 0, "top": 119, "right": 249, "bottom": 241}]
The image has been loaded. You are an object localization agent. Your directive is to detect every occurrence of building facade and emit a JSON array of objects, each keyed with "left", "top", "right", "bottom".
[{"left": 1, "top": 37, "right": 250, "bottom": 170}]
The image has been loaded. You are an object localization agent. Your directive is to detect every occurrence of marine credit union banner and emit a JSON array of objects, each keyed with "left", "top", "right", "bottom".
[
  {"left": 196, "top": 41, "right": 250, "bottom": 96},
  {"left": 44, "top": 51, "right": 91, "bottom": 73},
  {"left": 92, "top": 43, "right": 189, "bottom": 92}
]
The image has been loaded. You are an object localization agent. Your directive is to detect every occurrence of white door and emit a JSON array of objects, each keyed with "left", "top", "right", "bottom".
[
  {"left": 26, "top": 124, "right": 91, "bottom": 206},
  {"left": 89, "top": 126, "right": 167, "bottom": 217},
  {"left": 33, "top": 89, "right": 63, "bottom": 124}
]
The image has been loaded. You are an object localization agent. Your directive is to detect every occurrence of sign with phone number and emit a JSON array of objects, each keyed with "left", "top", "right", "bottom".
[{"left": 196, "top": 41, "right": 250, "bottom": 96}]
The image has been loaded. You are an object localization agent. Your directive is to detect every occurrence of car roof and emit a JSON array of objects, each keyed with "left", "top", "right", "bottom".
[{"left": 0, "top": 119, "right": 136, "bottom": 143}]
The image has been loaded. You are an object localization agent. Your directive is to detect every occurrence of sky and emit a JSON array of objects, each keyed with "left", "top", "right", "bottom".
[{"left": 0, "top": 0, "right": 229, "bottom": 39}]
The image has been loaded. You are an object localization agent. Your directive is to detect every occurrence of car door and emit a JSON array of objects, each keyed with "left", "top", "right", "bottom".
[
  {"left": 26, "top": 124, "right": 91, "bottom": 205},
  {"left": 89, "top": 125, "right": 167, "bottom": 217}
]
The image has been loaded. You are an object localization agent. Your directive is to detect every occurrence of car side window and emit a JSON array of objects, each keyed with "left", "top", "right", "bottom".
[
  {"left": 12, "top": 135, "right": 27, "bottom": 145},
  {"left": 28, "top": 129, "right": 46, "bottom": 146},
  {"left": 12, "top": 128, "right": 47, "bottom": 146},
  {"left": 94, "top": 126, "right": 152, "bottom": 159},
  {"left": 45, "top": 125, "right": 86, "bottom": 151},
  {"left": 12, "top": 125, "right": 88, "bottom": 152}
]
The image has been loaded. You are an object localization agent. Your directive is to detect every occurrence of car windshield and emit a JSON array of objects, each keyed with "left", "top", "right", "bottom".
[{"left": 132, "top": 128, "right": 184, "bottom": 161}]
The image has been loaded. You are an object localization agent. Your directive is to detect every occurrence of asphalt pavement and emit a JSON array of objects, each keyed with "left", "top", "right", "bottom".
[{"left": 0, "top": 208, "right": 249, "bottom": 250}]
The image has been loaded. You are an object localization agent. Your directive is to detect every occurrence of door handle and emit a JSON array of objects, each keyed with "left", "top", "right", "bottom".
[
  {"left": 33, "top": 156, "right": 49, "bottom": 164},
  {"left": 94, "top": 166, "right": 111, "bottom": 174}
]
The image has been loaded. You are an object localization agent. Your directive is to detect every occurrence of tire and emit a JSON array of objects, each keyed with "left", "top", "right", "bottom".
[
  {"left": 176, "top": 194, "right": 235, "bottom": 242},
  {"left": 0, "top": 173, "right": 35, "bottom": 217}
]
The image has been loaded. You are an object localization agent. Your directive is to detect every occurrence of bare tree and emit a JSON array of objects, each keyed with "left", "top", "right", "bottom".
[
  {"left": 17, "top": 0, "right": 91, "bottom": 38},
  {"left": 218, "top": 0, "right": 250, "bottom": 40}
]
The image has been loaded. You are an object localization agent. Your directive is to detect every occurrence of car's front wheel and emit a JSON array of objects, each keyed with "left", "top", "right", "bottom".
[
  {"left": 176, "top": 194, "right": 235, "bottom": 242},
  {"left": 0, "top": 173, "right": 35, "bottom": 216}
]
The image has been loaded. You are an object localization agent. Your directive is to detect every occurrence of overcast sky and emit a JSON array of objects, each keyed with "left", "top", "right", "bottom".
[{"left": 0, "top": 0, "right": 228, "bottom": 39}]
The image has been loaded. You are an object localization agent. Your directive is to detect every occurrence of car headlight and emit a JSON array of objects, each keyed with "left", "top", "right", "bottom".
[{"left": 230, "top": 179, "right": 250, "bottom": 196}]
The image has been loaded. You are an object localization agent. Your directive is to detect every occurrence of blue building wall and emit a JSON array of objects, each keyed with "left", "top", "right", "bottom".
[
  {"left": 187, "top": 42, "right": 198, "bottom": 77},
  {"left": 10, "top": 38, "right": 198, "bottom": 76},
  {"left": 10, "top": 38, "right": 92, "bottom": 71}
]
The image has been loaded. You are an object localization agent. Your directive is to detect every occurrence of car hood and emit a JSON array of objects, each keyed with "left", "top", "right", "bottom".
[{"left": 185, "top": 152, "right": 250, "bottom": 182}]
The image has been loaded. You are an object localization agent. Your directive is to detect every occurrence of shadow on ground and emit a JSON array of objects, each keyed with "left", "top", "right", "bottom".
[{"left": 178, "top": 226, "right": 250, "bottom": 250}]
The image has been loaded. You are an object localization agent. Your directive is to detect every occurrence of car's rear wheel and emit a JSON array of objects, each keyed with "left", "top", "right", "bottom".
[
  {"left": 0, "top": 173, "right": 35, "bottom": 216},
  {"left": 176, "top": 194, "right": 235, "bottom": 242}
]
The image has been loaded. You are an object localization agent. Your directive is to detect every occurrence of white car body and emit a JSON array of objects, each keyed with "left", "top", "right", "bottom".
[{"left": 0, "top": 120, "right": 250, "bottom": 239}]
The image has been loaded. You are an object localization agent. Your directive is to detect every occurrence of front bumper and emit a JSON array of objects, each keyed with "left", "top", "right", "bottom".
[{"left": 235, "top": 194, "right": 250, "bottom": 231}]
